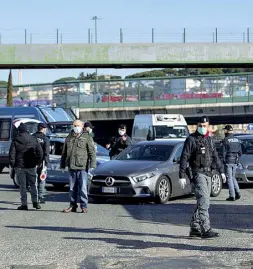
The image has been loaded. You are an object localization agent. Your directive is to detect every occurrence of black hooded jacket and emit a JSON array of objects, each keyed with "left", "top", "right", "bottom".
[{"left": 9, "top": 132, "right": 43, "bottom": 168}]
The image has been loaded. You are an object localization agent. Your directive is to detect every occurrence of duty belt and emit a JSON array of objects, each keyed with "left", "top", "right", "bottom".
[{"left": 194, "top": 167, "right": 211, "bottom": 172}]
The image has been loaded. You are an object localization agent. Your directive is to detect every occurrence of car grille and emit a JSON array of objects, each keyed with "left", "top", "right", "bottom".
[
  {"left": 92, "top": 175, "right": 131, "bottom": 186},
  {"left": 245, "top": 177, "right": 253, "bottom": 181}
]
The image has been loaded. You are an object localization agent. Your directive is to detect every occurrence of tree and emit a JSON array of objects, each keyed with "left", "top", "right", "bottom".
[
  {"left": 7, "top": 70, "right": 13, "bottom": 106},
  {"left": 53, "top": 77, "right": 76, "bottom": 84},
  {"left": 78, "top": 72, "right": 96, "bottom": 80}
]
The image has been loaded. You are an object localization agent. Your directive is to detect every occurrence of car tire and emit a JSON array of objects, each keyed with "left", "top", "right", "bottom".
[
  {"left": 154, "top": 176, "right": 171, "bottom": 204},
  {"left": 211, "top": 172, "right": 222, "bottom": 197},
  {"left": 52, "top": 183, "right": 66, "bottom": 189}
]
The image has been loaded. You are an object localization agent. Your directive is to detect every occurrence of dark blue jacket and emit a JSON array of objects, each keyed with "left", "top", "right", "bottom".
[{"left": 222, "top": 134, "right": 242, "bottom": 164}]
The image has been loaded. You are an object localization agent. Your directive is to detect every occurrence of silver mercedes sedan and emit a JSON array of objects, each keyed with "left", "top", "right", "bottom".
[{"left": 88, "top": 140, "right": 223, "bottom": 204}]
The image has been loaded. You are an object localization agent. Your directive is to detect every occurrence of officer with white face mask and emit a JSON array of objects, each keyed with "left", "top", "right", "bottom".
[
  {"left": 84, "top": 121, "right": 95, "bottom": 138},
  {"left": 108, "top": 124, "right": 132, "bottom": 159},
  {"left": 60, "top": 120, "right": 96, "bottom": 213},
  {"left": 179, "top": 116, "right": 226, "bottom": 239}
]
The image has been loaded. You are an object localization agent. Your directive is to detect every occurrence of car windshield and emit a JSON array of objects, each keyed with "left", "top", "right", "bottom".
[
  {"left": 239, "top": 138, "right": 253, "bottom": 154},
  {"left": 154, "top": 125, "right": 188, "bottom": 138},
  {"left": 116, "top": 144, "right": 174, "bottom": 161},
  {"left": 97, "top": 144, "right": 109, "bottom": 156},
  {"left": 49, "top": 123, "right": 73, "bottom": 134},
  {"left": 40, "top": 107, "right": 74, "bottom": 122}
]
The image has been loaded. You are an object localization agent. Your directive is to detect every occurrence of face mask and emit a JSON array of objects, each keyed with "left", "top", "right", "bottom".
[
  {"left": 73, "top": 126, "right": 82, "bottom": 134},
  {"left": 88, "top": 129, "right": 92, "bottom": 134},
  {"left": 197, "top": 127, "right": 207, "bottom": 136},
  {"left": 119, "top": 130, "right": 125, "bottom": 136}
]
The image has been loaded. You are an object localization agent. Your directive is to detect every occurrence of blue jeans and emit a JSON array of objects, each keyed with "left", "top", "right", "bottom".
[
  {"left": 225, "top": 164, "right": 240, "bottom": 198},
  {"left": 69, "top": 170, "right": 88, "bottom": 209}
]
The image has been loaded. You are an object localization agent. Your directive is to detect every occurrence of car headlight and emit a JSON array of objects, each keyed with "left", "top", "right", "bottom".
[{"left": 132, "top": 172, "right": 156, "bottom": 183}]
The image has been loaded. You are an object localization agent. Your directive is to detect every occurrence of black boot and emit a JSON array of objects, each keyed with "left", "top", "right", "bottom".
[
  {"left": 33, "top": 202, "right": 41, "bottom": 210},
  {"left": 202, "top": 229, "right": 220, "bottom": 239},
  {"left": 235, "top": 193, "right": 241, "bottom": 200},
  {"left": 226, "top": 197, "right": 235, "bottom": 201},
  {"left": 17, "top": 205, "right": 28, "bottom": 210},
  {"left": 189, "top": 228, "right": 202, "bottom": 238}
]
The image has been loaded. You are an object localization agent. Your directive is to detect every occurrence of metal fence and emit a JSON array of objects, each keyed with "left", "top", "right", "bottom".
[
  {"left": 0, "top": 28, "right": 252, "bottom": 44},
  {"left": 1, "top": 73, "right": 253, "bottom": 108}
]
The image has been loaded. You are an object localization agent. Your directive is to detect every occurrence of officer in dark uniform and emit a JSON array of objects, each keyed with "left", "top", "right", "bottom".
[
  {"left": 108, "top": 124, "right": 132, "bottom": 159},
  {"left": 179, "top": 116, "right": 226, "bottom": 239},
  {"left": 33, "top": 122, "right": 50, "bottom": 204},
  {"left": 221, "top": 125, "right": 242, "bottom": 201}
]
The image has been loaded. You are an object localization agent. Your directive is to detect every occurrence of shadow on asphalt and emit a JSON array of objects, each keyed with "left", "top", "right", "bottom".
[
  {"left": 119, "top": 203, "right": 253, "bottom": 233},
  {"left": 64, "top": 237, "right": 253, "bottom": 252},
  {"left": 4, "top": 225, "right": 253, "bottom": 252}
]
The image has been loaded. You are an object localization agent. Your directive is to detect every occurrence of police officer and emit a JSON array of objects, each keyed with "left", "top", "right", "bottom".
[
  {"left": 179, "top": 116, "right": 226, "bottom": 239},
  {"left": 221, "top": 125, "right": 242, "bottom": 201},
  {"left": 84, "top": 121, "right": 95, "bottom": 139},
  {"left": 108, "top": 124, "right": 132, "bottom": 159},
  {"left": 33, "top": 122, "right": 50, "bottom": 204}
]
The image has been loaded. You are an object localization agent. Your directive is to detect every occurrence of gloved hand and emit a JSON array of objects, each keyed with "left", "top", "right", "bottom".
[
  {"left": 88, "top": 168, "right": 94, "bottom": 179},
  {"left": 179, "top": 178, "right": 187, "bottom": 189},
  {"left": 221, "top": 173, "right": 226, "bottom": 183},
  {"left": 88, "top": 168, "right": 94, "bottom": 174}
]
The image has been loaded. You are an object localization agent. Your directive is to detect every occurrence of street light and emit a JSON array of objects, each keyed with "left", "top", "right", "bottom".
[
  {"left": 91, "top": 16, "right": 101, "bottom": 44},
  {"left": 91, "top": 16, "right": 102, "bottom": 92}
]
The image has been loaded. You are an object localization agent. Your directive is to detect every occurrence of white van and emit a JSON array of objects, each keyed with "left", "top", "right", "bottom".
[{"left": 132, "top": 114, "right": 190, "bottom": 144}]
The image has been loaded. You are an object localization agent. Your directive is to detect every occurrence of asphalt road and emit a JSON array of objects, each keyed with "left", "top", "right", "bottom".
[{"left": 0, "top": 170, "right": 253, "bottom": 269}]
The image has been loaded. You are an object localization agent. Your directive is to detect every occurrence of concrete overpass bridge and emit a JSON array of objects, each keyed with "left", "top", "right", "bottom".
[{"left": 0, "top": 43, "right": 253, "bottom": 68}]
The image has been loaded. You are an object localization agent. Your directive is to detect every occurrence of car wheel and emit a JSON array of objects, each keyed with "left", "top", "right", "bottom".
[
  {"left": 52, "top": 183, "right": 66, "bottom": 189},
  {"left": 154, "top": 176, "right": 171, "bottom": 204},
  {"left": 211, "top": 172, "right": 222, "bottom": 197}
]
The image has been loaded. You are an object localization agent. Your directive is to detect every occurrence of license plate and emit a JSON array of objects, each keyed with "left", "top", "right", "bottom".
[{"left": 102, "top": 187, "right": 117, "bottom": 193}]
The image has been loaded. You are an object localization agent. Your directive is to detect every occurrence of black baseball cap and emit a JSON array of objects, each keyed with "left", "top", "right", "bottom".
[
  {"left": 223, "top": 125, "right": 233, "bottom": 131},
  {"left": 18, "top": 123, "right": 27, "bottom": 133},
  {"left": 197, "top": 116, "right": 209, "bottom": 124},
  {"left": 119, "top": 124, "right": 127, "bottom": 129},
  {"left": 38, "top": 122, "right": 47, "bottom": 129},
  {"left": 84, "top": 121, "right": 94, "bottom": 128}
]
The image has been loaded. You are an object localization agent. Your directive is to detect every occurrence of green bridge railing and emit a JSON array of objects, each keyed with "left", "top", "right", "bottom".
[{"left": 1, "top": 72, "right": 253, "bottom": 108}]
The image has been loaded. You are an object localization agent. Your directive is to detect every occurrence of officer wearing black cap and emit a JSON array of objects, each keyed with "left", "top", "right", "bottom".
[
  {"left": 84, "top": 121, "right": 94, "bottom": 138},
  {"left": 179, "top": 116, "right": 226, "bottom": 239},
  {"left": 33, "top": 122, "right": 50, "bottom": 204},
  {"left": 221, "top": 125, "right": 242, "bottom": 201}
]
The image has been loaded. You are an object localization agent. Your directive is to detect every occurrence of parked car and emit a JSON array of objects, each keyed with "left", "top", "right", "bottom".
[
  {"left": 234, "top": 134, "right": 253, "bottom": 184},
  {"left": 88, "top": 140, "right": 223, "bottom": 204},
  {"left": 11, "top": 137, "right": 110, "bottom": 188}
]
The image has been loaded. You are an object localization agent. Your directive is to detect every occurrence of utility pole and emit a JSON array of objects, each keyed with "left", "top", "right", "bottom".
[{"left": 91, "top": 16, "right": 102, "bottom": 92}]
